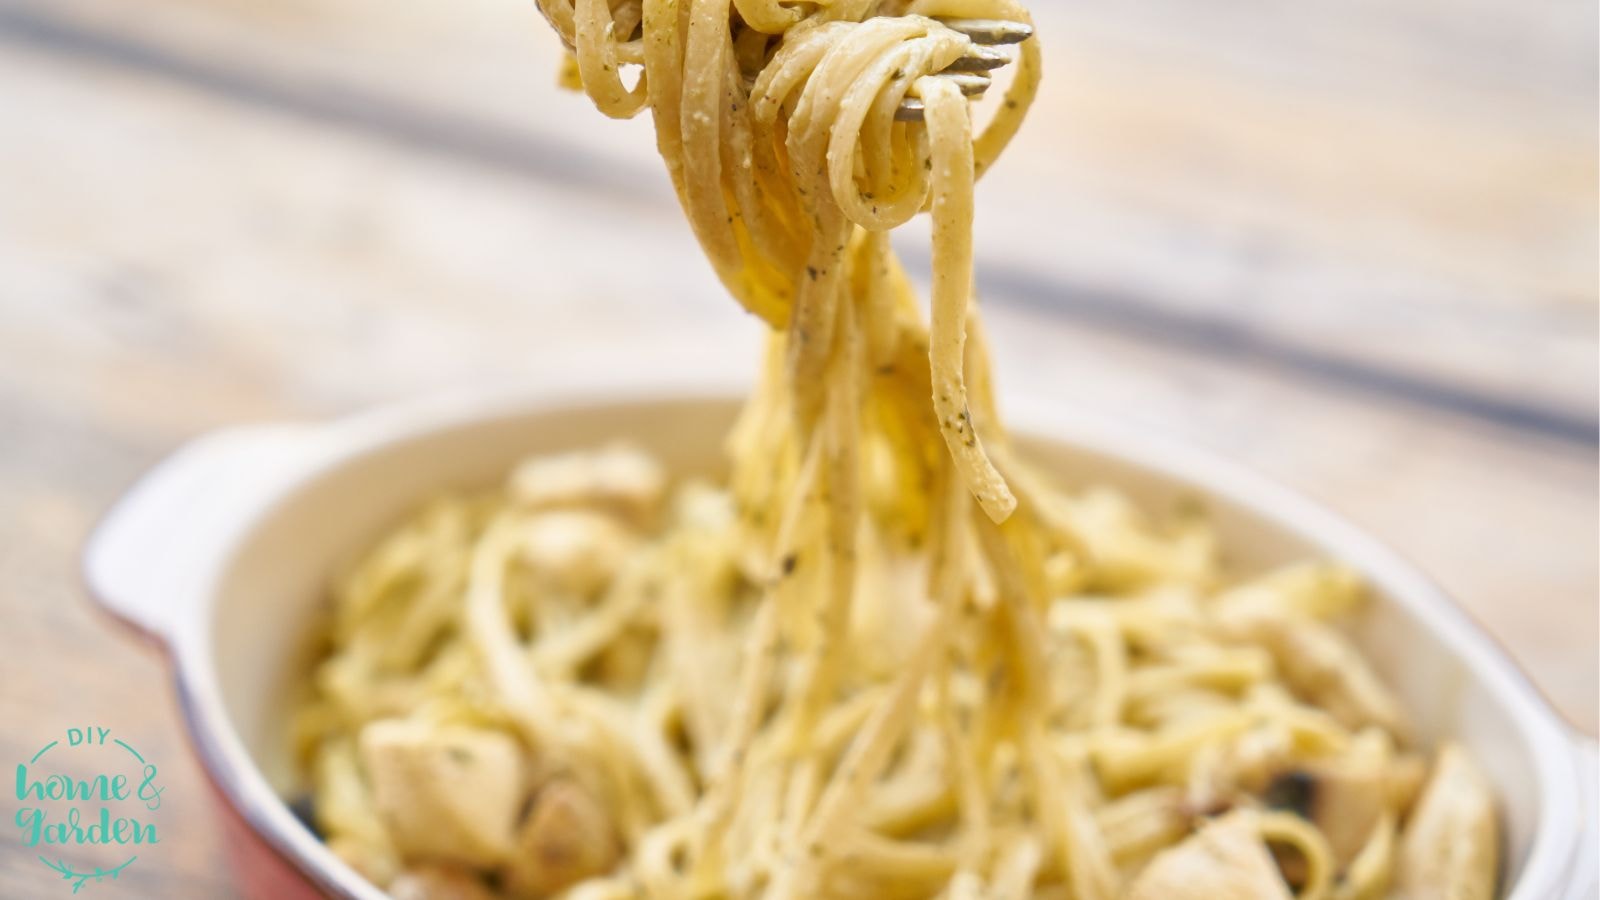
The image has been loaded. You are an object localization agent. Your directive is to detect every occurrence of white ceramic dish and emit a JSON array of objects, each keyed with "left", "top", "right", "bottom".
[{"left": 84, "top": 371, "right": 1597, "bottom": 899}]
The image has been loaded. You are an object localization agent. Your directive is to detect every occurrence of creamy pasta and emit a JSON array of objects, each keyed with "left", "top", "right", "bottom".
[{"left": 291, "top": 1, "right": 1501, "bottom": 897}]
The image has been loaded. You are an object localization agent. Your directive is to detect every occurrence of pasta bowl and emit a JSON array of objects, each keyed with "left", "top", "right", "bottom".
[{"left": 83, "top": 366, "right": 1596, "bottom": 899}]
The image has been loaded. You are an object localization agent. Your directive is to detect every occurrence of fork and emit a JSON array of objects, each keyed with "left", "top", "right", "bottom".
[
  {"left": 535, "top": 9, "right": 1032, "bottom": 123},
  {"left": 895, "top": 17, "right": 1033, "bottom": 121}
]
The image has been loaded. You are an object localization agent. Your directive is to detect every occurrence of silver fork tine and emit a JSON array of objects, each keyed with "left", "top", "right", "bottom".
[
  {"left": 896, "top": 98, "right": 928, "bottom": 121},
  {"left": 942, "top": 44, "right": 1010, "bottom": 73},
  {"left": 936, "top": 17, "right": 1034, "bottom": 45}
]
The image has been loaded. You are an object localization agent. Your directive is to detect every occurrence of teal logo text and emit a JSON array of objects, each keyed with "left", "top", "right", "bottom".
[{"left": 14, "top": 728, "right": 163, "bottom": 893}]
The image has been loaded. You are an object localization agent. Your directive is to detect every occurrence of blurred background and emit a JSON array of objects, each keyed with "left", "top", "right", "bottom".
[{"left": 0, "top": 0, "right": 1594, "bottom": 894}]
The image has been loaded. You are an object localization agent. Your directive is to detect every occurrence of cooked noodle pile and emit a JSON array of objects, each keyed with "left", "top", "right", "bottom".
[{"left": 292, "top": 1, "right": 1501, "bottom": 897}]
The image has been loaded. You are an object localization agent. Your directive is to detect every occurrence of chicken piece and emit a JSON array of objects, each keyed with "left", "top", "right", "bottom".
[
  {"left": 389, "top": 865, "right": 497, "bottom": 900},
  {"left": 1267, "top": 768, "right": 1380, "bottom": 868},
  {"left": 1127, "top": 811, "right": 1292, "bottom": 900},
  {"left": 1224, "top": 612, "right": 1408, "bottom": 740},
  {"left": 359, "top": 720, "right": 524, "bottom": 868},
  {"left": 1262, "top": 732, "right": 1395, "bottom": 869},
  {"left": 515, "top": 510, "right": 637, "bottom": 600},
  {"left": 503, "top": 777, "right": 621, "bottom": 898},
  {"left": 1394, "top": 744, "right": 1498, "bottom": 900},
  {"left": 509, "top": 444, "right": 666, "bottom": 525}
]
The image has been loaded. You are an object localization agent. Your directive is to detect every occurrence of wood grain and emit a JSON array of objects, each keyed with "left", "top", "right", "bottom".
[{"left": 0, "top": 0, "right": 1592, "bottom": 895}]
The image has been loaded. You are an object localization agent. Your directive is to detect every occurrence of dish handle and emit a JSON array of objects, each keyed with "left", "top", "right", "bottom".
[
  {"left": 83, "top": 425, "right": 308, "bottom": 645},
  {"left": 1567, "top": 732, "right": 1599, "bottom": 900}
]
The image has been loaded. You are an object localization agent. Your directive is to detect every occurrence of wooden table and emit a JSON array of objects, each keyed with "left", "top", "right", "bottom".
[{"left": 0, "top": 0, "right": 1593, "bottom": 894}]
